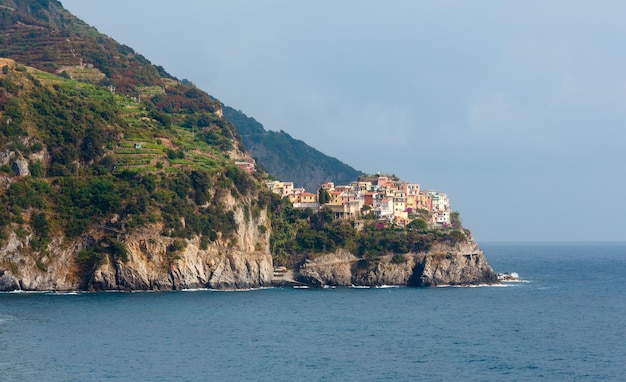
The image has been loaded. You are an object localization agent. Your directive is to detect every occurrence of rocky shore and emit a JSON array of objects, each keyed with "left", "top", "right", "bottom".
[
  {"left": 273, "top": 242, "right": 498, "bottom": 288},
  {"left": 1, "top": 222, "right": 497, "bottom": 291},
  {"left": 0, "top": 199, "right": 276, "bottom": 292}
]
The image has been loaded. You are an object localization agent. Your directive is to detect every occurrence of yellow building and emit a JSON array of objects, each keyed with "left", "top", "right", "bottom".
[
  {"left": 329, "top": 191, "right": 342, "bottom": 205},
  {"left": 299, "top": 192, "right": 317, "bottom": 203}
]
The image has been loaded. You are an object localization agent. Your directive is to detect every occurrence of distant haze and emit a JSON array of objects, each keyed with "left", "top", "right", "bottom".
[{"left": 61, "top": 0, "right": 626, "bottom": 242}]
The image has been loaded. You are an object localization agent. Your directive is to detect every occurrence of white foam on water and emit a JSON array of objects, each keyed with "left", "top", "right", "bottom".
[
  {"left": 45, "top": 291, "right": 81, "bottom": 296},
  {"left": 212, "top": 287, "right": 274, "bottom": 292},
  {"left": 435, "top": 283, "right": 517, "bottom": 288},
  {"left": 6, "top": 290, "right": 47, "bottom": 294},
  {"left": 181, "top": 288, "right": 211, "bottom": 292}
]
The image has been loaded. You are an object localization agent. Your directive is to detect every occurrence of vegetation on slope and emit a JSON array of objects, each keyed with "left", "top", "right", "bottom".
[
  {"left": 0, "top": 57, "right": 267, "bottom": 282},
  {"left": 0, "top": 0, "right": 470, "bottom": 283},
  {"left": 267, "top": 196, "right": 470, "bottom": 268},
  {"left": 0, "top": 0, "right": 175, "bottom": 94},
  {"left": 0, "top": 0, "right": 258, "bottom": 242}
]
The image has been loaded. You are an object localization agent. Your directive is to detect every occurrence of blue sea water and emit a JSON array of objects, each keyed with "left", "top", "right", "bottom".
[{"left": 1, "top": 242, "right": 625, "bottom": 381}]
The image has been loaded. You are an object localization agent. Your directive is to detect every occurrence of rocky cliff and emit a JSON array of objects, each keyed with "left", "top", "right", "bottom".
[
  {"left": 0, "top": 198, "right": 273, "bottom": 291},
  {"left": 0, "top": 1, "right": 497, "bottom": 293},
  {"left": 1, "top": 224, "right": 497, "bottom": 291},
  {"left": 293, "top": 242, "right": 498, "bottom": 287}
]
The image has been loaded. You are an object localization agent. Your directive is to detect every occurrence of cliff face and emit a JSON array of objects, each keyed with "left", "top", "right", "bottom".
[
  {"left": 93, "top": 233, "right": 273, "bottom": 291},
  {"left": 410, "top": 243, "right": 498, "bottom": 287},
  {"left": 0, "top": 199, "right": 273, "bottom": 291},
  {"left": 295, "top": 242, "right": 498, "bottom": 287},
  {"left": 1, "top": 227, "right": 496, "bottom": 291}
]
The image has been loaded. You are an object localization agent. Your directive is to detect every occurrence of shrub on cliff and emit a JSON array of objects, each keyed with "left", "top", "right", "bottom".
[
  {"left": 268, "top": 205, "right": 471, "bottom": 264},
  {"left": 407, "top": 218, "right": 428, "bottom": 231}
]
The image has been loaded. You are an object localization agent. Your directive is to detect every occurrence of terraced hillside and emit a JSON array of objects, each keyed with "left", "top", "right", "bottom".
[{"left": 0, "top": 0, "right": 176, "bottom": 94}]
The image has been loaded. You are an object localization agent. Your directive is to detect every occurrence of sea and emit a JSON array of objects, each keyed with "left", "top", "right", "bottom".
[{"left": 1, "top": 242, "right": 625, "bottom": 381}]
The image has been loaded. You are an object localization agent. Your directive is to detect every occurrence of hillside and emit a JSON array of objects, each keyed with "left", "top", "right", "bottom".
[
  {"left": 0, "top": 0, "right": 496, "bottom": 291},
  {"left": 223, "top": 106, "right": 363, "bottom": 191},
  {"left": 0, "top": 0, "right": 178, "bottom": 94},
  {"left": 0, "top": 0, "right": 363, "bottom": 193},
  {"left": 0, "top": 0, "right": 277, "bottom": 290},
  {"left": 0, "top": 54, "right": 279, "bottom": 290}
]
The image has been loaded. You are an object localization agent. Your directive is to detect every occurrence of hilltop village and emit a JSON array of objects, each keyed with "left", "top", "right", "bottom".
[{"left": 265, "top": 175, "right": 452, "bottom": 227}]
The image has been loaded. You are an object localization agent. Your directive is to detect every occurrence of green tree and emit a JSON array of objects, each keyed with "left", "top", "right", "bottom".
[
  {"left": 318, "top": 187, "right": 330, "bottom": 204},
  {"left": 407, "top": 218, "right": 428, "bottom": 231},
  {"left": 447, "top": 230, "right": 467, "bottom": 244},
  {"left": 450, "top": 211, "right": 462, "bottom": 230},
  {"left": 30, "top": 212, "right": 49, "bottom": 250},
  {"left": 28, "top": 160, "right": 44, "bottom": 177}
]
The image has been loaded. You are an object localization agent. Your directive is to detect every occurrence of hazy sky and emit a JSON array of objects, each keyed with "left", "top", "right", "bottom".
[{"left": 61, "top": 0, "right": 626, "bottom": 242}]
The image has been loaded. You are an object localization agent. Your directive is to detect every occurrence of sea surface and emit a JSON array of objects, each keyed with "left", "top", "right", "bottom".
[{"left": 1, "top": 242, "right": 625, "bottom": 381}]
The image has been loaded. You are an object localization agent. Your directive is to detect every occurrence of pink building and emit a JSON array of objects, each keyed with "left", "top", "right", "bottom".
[
  {"left": 236, "top": 162, "right": 255, "bottom": 174},
  {"left": 321, "top": 182, "right": 335, "bottom": 191}
]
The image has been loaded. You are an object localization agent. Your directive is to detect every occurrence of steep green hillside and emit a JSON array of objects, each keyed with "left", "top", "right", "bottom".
[
  {"left": 0, "top": 59, "right": 265, "bottom": 248},
  {"left": 0, "top": 0, "right": 274, "bottom": 288},
  {"left": 223, "top": 106, "right": 363, "bottom": 191},
  {"left": 0, "top": 0, "right": 362, "bottom": 193},
  {"left": 0, "top": 0, "right": 487, "bottom": 292}
]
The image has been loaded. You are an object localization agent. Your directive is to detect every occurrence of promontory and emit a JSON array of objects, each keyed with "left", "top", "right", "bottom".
[{"left": 0, "top": 0, "right": 498, "bottom": 291}]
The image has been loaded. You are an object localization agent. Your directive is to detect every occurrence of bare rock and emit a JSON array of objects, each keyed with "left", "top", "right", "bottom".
[
  {"left": 409, "top": 243, "right": 497, "bottom": 286},
  {"left": 11, "top": 154, "right": 29, "bottom": 176},
  {"left": 0, "top": 149, "right": 13, "bottom": 166},
  {"left": 0, "top": 270, "right": 19, "bottom": 291},
  {"left": 0, "top": 194, "right": 273, "bottom": 291},
  {"left": 293, "top": 242, "right": 498, "bottom": 287},
  {"left": 298, "top": 250, "right": 356, "bottom": 286}
]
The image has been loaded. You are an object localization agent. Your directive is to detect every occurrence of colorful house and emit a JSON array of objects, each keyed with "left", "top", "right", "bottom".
[
  {"left": 236, "top": 161, "right": 255, "bottom": 174},
  {"left": 417, "top": 192, "right": 432, "bottom": 211},
  {"left": 363, "top": 192, "right": 375, "bottom": 208},
  {"left": 299, "top": 192, "right": 317, "bottom": 203},
  {"left": 433, "top": 211, "right": 451, "bottom": 226},
  {"left": 329, "top": 190, "right": 342, "bottom": 205},
  {"left": 428, "top": 191, "right": 450, "bottom": 212},
  {"left": 321, "top": 182, "right": 335, "bottom": 191}
]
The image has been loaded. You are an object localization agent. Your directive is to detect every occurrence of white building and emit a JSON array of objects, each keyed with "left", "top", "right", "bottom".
[{"left": 433, "top": 211, "right": 451, "bottom": 226}]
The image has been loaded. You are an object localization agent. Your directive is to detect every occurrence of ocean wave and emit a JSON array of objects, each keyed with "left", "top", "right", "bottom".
[
  {"left": 183, "top": 287, "right": 274, "bottom": 292},
  {"left": 45, "top": 291, "right": 82, "bottom": 296},
  {"left": 1, "top": 290, "right": 87, "bottom": 295},
  {"left": 2, "top": 290, "right": 47, "bottom": 294},
  {"left": 435, "top": 282, "right": 528, "bottom": 288}
]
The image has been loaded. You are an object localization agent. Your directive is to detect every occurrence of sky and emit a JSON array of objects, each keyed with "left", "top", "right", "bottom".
[{"left": 60, "top": 0, "right": 626, "bottom": 242}]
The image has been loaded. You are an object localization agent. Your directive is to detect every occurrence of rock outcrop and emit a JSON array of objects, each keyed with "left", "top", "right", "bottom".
[
  {"left": 0, "top": 189, "right": 495, "bottom": 291},
  {"left": 11, "top": 153, "right": 29, "bottom": 176},
  {"left": 294, "top": 242, "right": 498, "bottom": 287},
  {"left": 0, "top": 198, "right": 273, "bottom": 291},
  {"left": 92, "top": 235, "right": 273, "bottom": 291}
]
